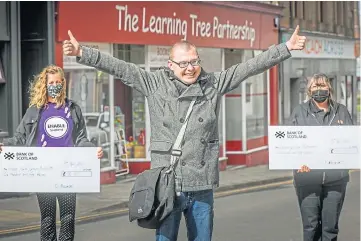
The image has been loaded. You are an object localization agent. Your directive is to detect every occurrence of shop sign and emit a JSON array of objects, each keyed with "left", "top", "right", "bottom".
[
  {"left": 115, "top": 5, "right": 256, "bottom": 47},
  {"left": 282, "top": 34, "right": 356, "bottom": 59},
  {"left": 63, "top": 42, "right": 112, "bottom": 69},
  {"left": 58, "top": 2, "right": 278, "bottom": 50}
]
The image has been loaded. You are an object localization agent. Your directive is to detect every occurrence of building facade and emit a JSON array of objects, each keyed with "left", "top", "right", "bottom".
[
  {"left": 0, "top": 2, "right": 56, "bottom": 140},
  {"left": 276, "top": 1, "right": 360, "bottom": 123},
  {"left": 1, "top": 2, "right": 359, "bottom": 181},
  {"left": 55, "top": 1, "right": 284, "bottom": 178}
]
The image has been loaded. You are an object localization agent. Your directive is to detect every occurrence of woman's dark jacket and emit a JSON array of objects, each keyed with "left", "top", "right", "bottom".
[{"left": 287, "top": 99, "right": 353, "bottom": 186}]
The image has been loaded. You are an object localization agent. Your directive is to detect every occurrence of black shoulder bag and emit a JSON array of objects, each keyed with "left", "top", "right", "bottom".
[{"left": 128, "top": 97, "right": 197, "bottom": 229}]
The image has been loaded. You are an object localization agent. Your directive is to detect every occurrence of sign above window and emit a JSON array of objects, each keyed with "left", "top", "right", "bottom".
[
  {"left": 282, "top": 33, "right": 356, "bottom": 59},
  {"left": 58, "top": 1, "right": 279, "bottom": 50}
]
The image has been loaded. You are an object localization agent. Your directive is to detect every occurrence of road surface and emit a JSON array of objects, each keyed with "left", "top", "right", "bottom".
[{"left": 2, "top": 172, "right": 359, "bottom": 241}]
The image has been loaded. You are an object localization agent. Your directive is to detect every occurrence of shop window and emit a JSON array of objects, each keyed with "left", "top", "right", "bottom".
[
  {"left": 245, "top": 76, "right": 268, "bottom": 141},
  {"left": 115, "top": 44, "right": 145, "bottom": 67},
  {"left": 114, "top": 44, "right": 146, "bottom": 160},
  {"left": 295, "top": 2, "right": 305, "bottom": 19},
  {"left": 66, "top": 69, "right": 111, "bottom": 168},
  {"left": 338, "top": 76, "right": 346, "bottom": 106},
  {"left": 336, "top": 2, "right": 344, "bottom": 26},
  {"left": 63, "top": 42, "right": 112, "bottom": 168},
  {"left": 197, "top": 47, "right": 222, "bottom": 72},
  {"left": 336, "top": 75, "right": 354, "bottom": 118},
  {"left": 244, "top": 50, "right": 268, "bottom": 143},
  {"left": 292, "top": 2, "right": 305, "bottom": 19},
  {"left": 0, "top": 56, "right": 5, "bottom": 83},
  {"left": 224, "top": 48, "right": 268, "bottom": 150},
  {"left": 246, "top": 83, "right": 252, "bottom": 103},
  {"left": 319, "top": 2, "right": 324, "bottom": 23},
  {"left": 224, "top": 48, "right": 243, "bottom": 146},
  {"left": 346, "top": 76, "right": 353, "bottom": 115}
]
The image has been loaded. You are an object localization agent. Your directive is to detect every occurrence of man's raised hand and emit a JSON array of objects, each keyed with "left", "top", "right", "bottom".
[{"left": 63, "top": 30, "right": 81, "bottom": 57}]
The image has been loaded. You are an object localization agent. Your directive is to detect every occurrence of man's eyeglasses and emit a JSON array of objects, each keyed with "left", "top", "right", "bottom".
[{"left": 169, "top": 59, "right": 201, "bottom": 68}]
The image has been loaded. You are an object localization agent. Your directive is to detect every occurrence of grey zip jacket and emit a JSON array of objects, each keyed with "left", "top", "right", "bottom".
[
  {"left": 3, "top": 99, "right": 94, "bottom": 147},
  {"left": 76, "top": 43, "right": 291, "bottom": 192}
]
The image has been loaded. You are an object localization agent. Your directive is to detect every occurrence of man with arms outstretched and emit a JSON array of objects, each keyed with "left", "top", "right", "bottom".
[{"left": 63, "top": 26, "right": 306, "bottom": 241}]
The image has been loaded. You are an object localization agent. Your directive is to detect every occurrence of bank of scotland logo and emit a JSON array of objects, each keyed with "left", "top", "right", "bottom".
[
  {"left": 4, "top": 152, "right": 15, "bottom": 160},
  {"left": 275, "top": 131, "right": 285, "bottom": 138}
]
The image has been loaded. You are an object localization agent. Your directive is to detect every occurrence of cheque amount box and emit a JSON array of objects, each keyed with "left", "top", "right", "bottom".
[{"left": 62, "top": 171, "right": 92, "bottom": 177}]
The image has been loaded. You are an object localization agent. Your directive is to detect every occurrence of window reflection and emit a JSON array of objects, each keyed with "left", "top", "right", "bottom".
[
  {"left": 63, "top": 43, "right": 112, "bottom": 168},
  {"left": 225, "top": 49, "right": 268, "bottom": 150},
  {"left": 114, "top": 44, "right": 147, "bottom": 160}
]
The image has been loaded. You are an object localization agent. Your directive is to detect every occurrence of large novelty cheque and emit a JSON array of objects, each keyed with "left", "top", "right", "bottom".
[
  {"left": 0, "top": 147, "right": 100, "bottom": 193},
  {"left": 268, "top": 126, "right": 361, "bottom": 170}
]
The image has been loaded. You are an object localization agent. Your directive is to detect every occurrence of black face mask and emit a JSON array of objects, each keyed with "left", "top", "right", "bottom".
[{"left": 311, "top": 89, "right": 329, "bottom": 103}]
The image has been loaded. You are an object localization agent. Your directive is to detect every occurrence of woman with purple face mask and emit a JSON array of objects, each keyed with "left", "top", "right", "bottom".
[{"left": 0, "top": 65, "right": 103, "bottom": 241}]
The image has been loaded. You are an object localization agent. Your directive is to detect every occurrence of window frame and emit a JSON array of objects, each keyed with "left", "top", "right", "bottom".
[{"left": 0, "top": 57, "right": 5, "bottom": 83}]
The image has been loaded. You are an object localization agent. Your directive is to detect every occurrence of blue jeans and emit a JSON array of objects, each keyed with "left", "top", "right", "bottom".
[{"left": 155, "top": 189, "right": 214, "bottom": 241}]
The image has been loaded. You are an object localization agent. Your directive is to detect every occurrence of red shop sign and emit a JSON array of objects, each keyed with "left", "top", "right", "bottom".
[{"left": 57, "top": 2, "right": 278, "bottom": 50}]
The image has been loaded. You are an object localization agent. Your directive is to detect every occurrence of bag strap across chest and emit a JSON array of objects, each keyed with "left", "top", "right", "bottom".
[{"left": 167, "top": 97, "right": 197, "bottom": 171}]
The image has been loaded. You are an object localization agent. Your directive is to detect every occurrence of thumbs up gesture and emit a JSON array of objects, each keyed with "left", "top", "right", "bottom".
[
  {"left": 286, "top": 25, "right": 306, "bottom": 51},
  {"left": 63, "top": 30, "right": 81, "bottom": 57}
]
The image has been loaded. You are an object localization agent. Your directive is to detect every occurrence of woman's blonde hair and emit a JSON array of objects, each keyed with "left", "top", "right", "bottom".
[
  {"left": 29, "top": 65, "right": 67, "bottom": 109},
  {"left": 306, "top": 73, "right": 334, "bottom": 100}
]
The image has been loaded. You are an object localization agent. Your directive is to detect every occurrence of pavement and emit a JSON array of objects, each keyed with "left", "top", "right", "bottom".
[
  {"left": 0, "top": 164, "right": 357, "bottom": 237},
  {"left": 2, "top": 171, "right": 359, "bottom": 241}
]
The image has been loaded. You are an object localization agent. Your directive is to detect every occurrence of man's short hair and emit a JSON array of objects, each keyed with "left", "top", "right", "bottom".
[{"left": 169, "top": 40, "right": 199, "bottom": 59}]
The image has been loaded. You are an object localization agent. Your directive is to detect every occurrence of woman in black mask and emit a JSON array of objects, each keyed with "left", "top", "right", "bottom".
[{"left": 287, "top": 73, "right": 353, "bottom": 241}]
